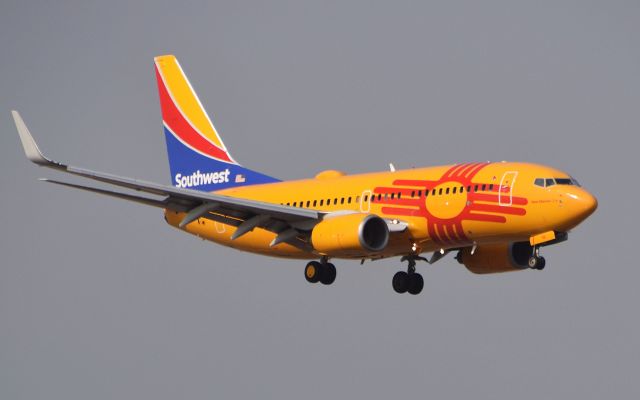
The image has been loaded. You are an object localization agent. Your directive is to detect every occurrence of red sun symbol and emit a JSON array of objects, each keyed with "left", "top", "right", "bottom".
[{"left": 372, "top": 162, "right": 528, "bottom": 246}]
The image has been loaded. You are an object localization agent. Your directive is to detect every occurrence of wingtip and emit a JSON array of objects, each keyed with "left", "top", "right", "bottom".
[{"left": 11, "top": 110, "right": 56, "bottom": 167}]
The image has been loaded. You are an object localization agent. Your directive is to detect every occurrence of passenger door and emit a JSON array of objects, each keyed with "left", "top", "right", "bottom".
[{"left": 499, "top": 171, "right": 518, "bottom": 206}]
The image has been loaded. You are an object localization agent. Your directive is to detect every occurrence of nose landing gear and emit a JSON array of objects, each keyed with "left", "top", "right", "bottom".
[
  {"left": 392, "top": 255, "right": 428, "bottom": 295},
  {"left": 528, "top": 246, "right": 546, "bottom": 270}
]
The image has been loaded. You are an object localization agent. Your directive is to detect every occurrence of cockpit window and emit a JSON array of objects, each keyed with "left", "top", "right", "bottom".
[{"left": 535, "top": 177, "right": 582, "bottom": 188}]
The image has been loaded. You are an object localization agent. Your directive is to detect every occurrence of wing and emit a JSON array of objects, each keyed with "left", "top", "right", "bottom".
[
  {"left": 12, "top": 111, "right": 327, "bottom": 250},
  {"left": 13, "top": 111, "right": 409, "bottom": 252}
]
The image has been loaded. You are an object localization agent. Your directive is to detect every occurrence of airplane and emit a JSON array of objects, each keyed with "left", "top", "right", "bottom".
[{"left": 12, "top": 54, "right": 598, "bottom": 295}]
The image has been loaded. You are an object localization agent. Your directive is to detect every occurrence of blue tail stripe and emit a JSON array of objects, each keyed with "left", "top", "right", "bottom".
[{"left": 164, "top": 127, "right": 280, "bottom": 192}]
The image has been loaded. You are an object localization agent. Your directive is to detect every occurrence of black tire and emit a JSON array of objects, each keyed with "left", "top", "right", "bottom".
[
  {"left": 536, "top": 257, "right": 546, "bottom": 270},
  {"left": 320, "top": 263, "right": 336, "bottom": 285},
  {"left": 305, "top": 261, "right": 322, "bottom": 283},
  {"left": 392, "top": 271, "right": 409, "bottom": 294},
  {"left": 407, "top": 273, "right": 424, "bottom": 295}
]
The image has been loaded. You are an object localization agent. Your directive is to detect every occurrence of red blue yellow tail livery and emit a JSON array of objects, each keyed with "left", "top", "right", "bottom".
[
  {"left": 13, "top": 55, "right": 598, "bottom": 295},
  {"left": 155, "top": 55, "right": 279, "bottom": 191}
]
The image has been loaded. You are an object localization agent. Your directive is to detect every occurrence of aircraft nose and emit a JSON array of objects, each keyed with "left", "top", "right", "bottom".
[{"left": 567, "top": 188, "right": 598, "bottom": 221}]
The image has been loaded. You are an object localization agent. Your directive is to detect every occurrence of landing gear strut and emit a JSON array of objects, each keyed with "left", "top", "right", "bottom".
[
  {"left": 528, "top": 246, "right": 546, "bottom": 270},
  {"left": 304, "top": 258, "right": 336, "bottom": 285},
  {"left": 393, "top": 256, "right": 427, "bottom": 295}
]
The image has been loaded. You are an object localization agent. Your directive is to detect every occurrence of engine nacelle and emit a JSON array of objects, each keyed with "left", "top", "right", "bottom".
[
  {"left": 457, "top": 242, "right": 532, "bottom": 274},
  {"left": 311, "top": 213, "right": 389, "bottom": 257}
]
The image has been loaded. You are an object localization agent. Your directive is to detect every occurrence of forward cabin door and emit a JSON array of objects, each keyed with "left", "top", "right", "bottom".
[
  {"left": 360, "top": 189, "right": 372, "bottom": 212},
  {"left": 499, "top": 171, "right": 518, "bottom": 206}
]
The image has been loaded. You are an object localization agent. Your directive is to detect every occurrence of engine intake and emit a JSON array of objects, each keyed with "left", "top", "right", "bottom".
[
  {"left": 457, "top": 242, "right": 532, "bottom": 274},
  {"left": 311, "top": 213, "right": 389, "bottom": 257}
]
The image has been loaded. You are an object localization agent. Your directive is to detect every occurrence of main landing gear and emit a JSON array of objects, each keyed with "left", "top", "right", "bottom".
[
  {"left": 304, "top": 259, "right": 336, "bottom": 285},
  {"left": 528, "top": 245, "right": 546, "bottom": 270},
  {"left": 392, "top": 255, "right": 427, "bottom": 295}
]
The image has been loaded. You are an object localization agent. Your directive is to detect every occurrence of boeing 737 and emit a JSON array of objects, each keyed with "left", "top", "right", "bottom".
[{"left": 13, "top": 55, "right": 598, "bottom": 295}]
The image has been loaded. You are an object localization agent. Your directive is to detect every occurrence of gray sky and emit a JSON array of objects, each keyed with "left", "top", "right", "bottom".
[{"left": 1, "top": 1, "right": 638, "bottom": 399}]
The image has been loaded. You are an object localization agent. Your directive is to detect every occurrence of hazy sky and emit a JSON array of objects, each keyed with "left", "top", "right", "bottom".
[{"left": 1, "top": 1, "right": 639, "bottom": 399}]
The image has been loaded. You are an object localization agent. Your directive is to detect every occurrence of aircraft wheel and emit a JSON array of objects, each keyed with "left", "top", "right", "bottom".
[
  {"left": 528, "top": 256, "right": 540, "bottom": 269},
  {"left": 305, "top": 261, "right": 322, "bottom": 283},
  {"left": 407, "top": 273, "right": 424, "bottom": 295},
  {"left": 392, "top": 271, "right": 409, "bottom": 294},
  {"left": 320, "top": 263, "right": 336, "bottom": 285},
  {"left": 536, "top": 257, "right": 546, "bottom": 270}
]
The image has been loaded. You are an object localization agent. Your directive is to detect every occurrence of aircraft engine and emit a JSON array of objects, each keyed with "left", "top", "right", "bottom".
[
  {"left": 456, "top": 242, "right": 533, "bottom": 274},
  {"left": 311, "top": 213, "right": 389, "bottom": 257}
]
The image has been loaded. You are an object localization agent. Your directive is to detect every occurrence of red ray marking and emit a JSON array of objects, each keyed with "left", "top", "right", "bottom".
[
  {"left": 444, "top": 163, "right": 471, "bottom": 179},
  {"left": 374, "top": 198, "right": 422, "bottom": 207},
  {"left": 465, "top": 213, "right": 507, "bottom": 223},
  {"left": 156, "top": 67, "right": 233, "bottom": 163},
  {"left": 380, "top": 206, "right": 420, "bottom": 217},
  {"left": 427, "top": 222, "right": 441, "bottom": 244},
  {"left": 456, "top": 162, "right": 483, "bottom": 177},
  {"left": 445, "top": 224, "right": 459, "bottom": 244},
  {"left": 393, "top": 179, "right": 434, "bottom": 187},
  {"left": 437, "top": 224, "right": 452, "bottom": 244},
  {"left": 452, "top": 222, "right": 468, "bottom": 243},
  {"left": 373, "top": 187, "right": 417, "bottom": 196},
  {"left": 464, "top": 162, "right": 489, "bottom": 178},
  {"left": 473, "top": 193, "right": 528, "bottom": 205},
  {"left": 471, "top": 204, "right": 527, "bottom": 215}
]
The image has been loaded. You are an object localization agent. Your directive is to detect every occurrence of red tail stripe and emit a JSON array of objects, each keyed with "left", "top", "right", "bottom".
[{"left": 156, "top": 67, "right": 233, "bottom": 163}]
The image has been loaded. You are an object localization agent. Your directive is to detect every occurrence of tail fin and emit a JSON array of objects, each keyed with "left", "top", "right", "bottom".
[{"left": 154, "top": 55, "right": 279, "bottom": 191}]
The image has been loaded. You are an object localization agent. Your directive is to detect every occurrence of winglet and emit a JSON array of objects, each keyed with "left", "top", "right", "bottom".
[{"left": 12, "top": 110, "right": 62, "bottom": 168}]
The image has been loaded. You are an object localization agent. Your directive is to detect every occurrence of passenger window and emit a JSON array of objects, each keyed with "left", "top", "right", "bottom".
[
  {"left": 364, "top": 195, "right": 368, "bottom": 202},
  {"left": 334, "top": 198, "right": 338, "bottom": 205},
  {"left": 313, "top": 200, "right": 317, "bottom": 207},
  {"left": 418, "top": 190, "right": 423, "bottom": 197},
  {"left": 340, "top": 198, "right": 345, "bottom": 204},
  {"left": 398, "top": 192, "right": 402, "bottom": 199},
  {"left": 438, "top": 188, "right": 443, "bottom": 195},
  {"left": 545, "top": 178, "right": 555, "bottom": 187},
  {"left": 467, "top": 185, "right": 471, "bottom": 192},
  {"left": 474, "top": 185, "right": 478, "bottom": 192},
  {"left": 482, "top": 184, "right": 486, "bottom": 191},
  {"left": 432, "top": 189, "right": 436, "bottom": 196},
  {"left": 489, "top": 184, "right": 494, "bottom": 191},
  {"left": 452, "top": 187, "right": 457, "bottom": 194},
  {"left": 460, "top": 186, "right": 464, "bottom": 193},
  {"left": 391, "top": 193, "right": 395, "bottom": 199},
  {"left": 293, "top": 202, "right": 297, "bottom": 207},
  {"left": 378, "top": 194, "right": 382, "bottom": 201},
  {"left": 411, "top": 191, "right": 415, "bottom": 197},
  {"left": 320, "top": 199, "right": 324, "bottom": 206},
  {"left": 424, "top": 190, "right": 428, "bottom": 197}
]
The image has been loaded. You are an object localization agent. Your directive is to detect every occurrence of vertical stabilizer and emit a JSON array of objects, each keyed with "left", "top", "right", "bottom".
[{"left": 154, "top": 55, "right": 279, "bottom": 191}]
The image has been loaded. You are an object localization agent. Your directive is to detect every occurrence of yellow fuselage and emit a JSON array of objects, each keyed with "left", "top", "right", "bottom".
[{"left": 164, "top": 161, "right": 597, "bottom": 260}]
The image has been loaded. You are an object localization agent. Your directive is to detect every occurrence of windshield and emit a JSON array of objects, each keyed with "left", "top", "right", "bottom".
[{"left": 534, "top": 177, "right": 581, "bottom": 188}]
